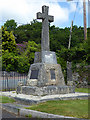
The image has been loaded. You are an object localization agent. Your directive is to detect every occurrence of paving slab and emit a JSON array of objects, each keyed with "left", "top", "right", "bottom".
[
  {"left": 0, "top": 91, "right": 89, "bottom": 105},
  {"left": 0, "top": 91, "right": 89, "bottom": 119}
]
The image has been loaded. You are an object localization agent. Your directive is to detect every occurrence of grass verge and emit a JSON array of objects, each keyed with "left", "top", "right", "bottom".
[
  {"left": 25, "top": 114, "right": 32, "bottom": 118},
  {"left": 0, "top": 96, "right": 16, "bottom": 103},
  {"left": 75, "top": 88, "right": 90, "bottom": 93},
  {"left": 25, "top": 99, "right": 89, "bottom": 119}
]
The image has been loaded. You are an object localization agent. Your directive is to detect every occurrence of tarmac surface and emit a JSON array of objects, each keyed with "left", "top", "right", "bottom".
[
  {"left": 2, "top": 109, "right": 19, "bottom": 118},
  {"left": 0, "top": 108, "right": 24, "bottom": 119}
]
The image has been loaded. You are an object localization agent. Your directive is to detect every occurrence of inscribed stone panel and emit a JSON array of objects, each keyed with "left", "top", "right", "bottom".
[
  {"left": 50, "top": 69, "right": 55, "bottom": 79},
  {"left": 30, "top": 70, "right": 39, "bottom": 79}
]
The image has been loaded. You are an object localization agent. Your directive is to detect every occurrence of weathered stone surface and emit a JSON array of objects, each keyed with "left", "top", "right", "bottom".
[
  {"left": 67, "top": 61, "right": 73, "bottom": 86},
  {"left": 37, "top": 5, "right": 54, "bottom": 51},
  {"left": 27, "top": 79, "right": 37, "bottom": 86},
  {"left": 17, "top": 86, "right": 22, "bottom": 94},
  {"left": 42, "top": 51, "right": 57, "bottom": 64},
  {"left": 34, "top": 52, "right": 41, "bottom": 63},
  {"left": 34, "top": 51, "right": 57, "bottom": 64},
  {"left": 17, "top": 85, "right": 75, "bottom": 96},
  {"left": 72, "top": 71, "right": 88, "bottom": 88},
  {"left": 30, "top": 70, "right": 39, "bottom": 79},
  {"left": 22, "top": 86, "right": 36, "bottom": 95},
  {"left": 17, "top": 5, "right": 75, "bottom": 95},
  {"left": 50, "top": 69, "right": 56, "bottom": 79},
  {"left": 67, "top": 81, "right": 73, "bottom": 86},
  {"left": 27, "top": 63, "right": 65, "bottom": 87}
]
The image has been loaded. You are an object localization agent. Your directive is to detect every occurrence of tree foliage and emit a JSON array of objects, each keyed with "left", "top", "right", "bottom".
[
  {"left": 4, "top": 19, "right": 17, "bottom": 32},
  {"left": 14, "top": 20, "right": 41, "bottom": 43},
  {"left": 2, "top": 26, "right": 16, "bottom": 53},
  {"left": 2, "top": 24, "right": 40, "bottom": 73},
  {"left": 2, "top": 19, "right": 89, "bottom": 73}
]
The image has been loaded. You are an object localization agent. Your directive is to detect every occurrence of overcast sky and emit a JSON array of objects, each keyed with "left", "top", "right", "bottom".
[{"left": 0, "top": 0, "right": 88, "bottom": 28}]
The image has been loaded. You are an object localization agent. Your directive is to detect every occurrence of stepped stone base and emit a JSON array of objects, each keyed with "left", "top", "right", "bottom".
[
  {"left": 16, "top": 85, "right": 75, "bottom": 96},
  {"left": 16, "top": 51, "right": 75, "bottom": 96}
]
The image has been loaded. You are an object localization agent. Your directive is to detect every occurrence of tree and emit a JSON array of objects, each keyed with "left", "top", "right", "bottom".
[
  {"left": 2, "top": 50, "right": 18, "bottom": 71},
  {"left": 24, "top": 41, "right": 40, "bottom": 64},
  {"left": 16, "top": 55, "right": 30, "bottom": 73},
  {"left": 14, "top": 19, "right": 41, "bottom": 43},
  {"left": 2, "top": 26, "right": 16, "bottom": 53},
  {"left": 2, "top": 26, "right": 17, "bottom": 71},
  {"left": 2, "top": 18, "right": 89, "bottom": 74},
  {"left": 50, "top": 26, "right": 70, "bottom": 51},
  {"left": 4, "top": 19, "right": 17, "bottom": 32}
]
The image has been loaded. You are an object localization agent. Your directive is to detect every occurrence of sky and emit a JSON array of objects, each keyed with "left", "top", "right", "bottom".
[{"left": 0, "top": 0, "right": 89, "bottom": 28}]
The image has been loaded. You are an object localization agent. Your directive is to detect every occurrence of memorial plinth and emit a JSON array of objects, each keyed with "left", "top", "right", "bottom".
[{"left": 17, "top": 5, "right": 75, "bottom": 96}]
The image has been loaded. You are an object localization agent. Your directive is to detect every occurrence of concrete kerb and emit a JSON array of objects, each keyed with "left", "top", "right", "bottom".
[
  {"left": 0, "top": 91, "right": 89, "bottom": 105},
  {"left": 2, "top": 103, "right": 20, "bottom": 115},
  {"left": 1, "top": 91, "right": 89, "bottom": 119},
  {"left": 13, "top": 93, "right": 89, "bottom": 105},
  {"left": 12, "top": 95, "right": 88, "bottom": 105},
  {"left": 1, "top": 103, "right": 88, "bottom": 119},
  {"left": 20, "top": 108, "right": 74, "bottom": 118},
  {"left": 0, "top": 92, "right": 89, "bottom": 106}
]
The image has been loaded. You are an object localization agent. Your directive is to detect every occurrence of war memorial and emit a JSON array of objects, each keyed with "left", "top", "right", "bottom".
[{"left": 17, "top": 5, "right": 75, "bottom": 96}]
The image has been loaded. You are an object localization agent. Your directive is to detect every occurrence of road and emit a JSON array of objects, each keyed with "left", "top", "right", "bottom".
[{"left": 0, "top": 108, "right": 25, "bottom": 119}]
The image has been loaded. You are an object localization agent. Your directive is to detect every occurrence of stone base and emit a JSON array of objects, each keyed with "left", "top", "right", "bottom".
[
  {"left": 34, "top": 51, "right": 57, "bottom": 64},
  {"left": 27, "top": 63, "right": 65, "bottom": 87},
  {"left": 16, "top": 85, "right": 75, "bottom": 96}
]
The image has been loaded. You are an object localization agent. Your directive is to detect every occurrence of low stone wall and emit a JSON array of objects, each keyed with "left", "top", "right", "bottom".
[
  {"left": 72, "top": 65, "right": 89, "bottom": 88},
  {"left": 17, "top": 85, "right": 75, "bottom": 96}
]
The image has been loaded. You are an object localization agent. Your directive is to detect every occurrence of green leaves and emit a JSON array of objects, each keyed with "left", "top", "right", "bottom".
[
  {"left": 2, "top": 26, "right": 16, "bottom": 52},
  {"left": 2, "top": 26, "right": 40, "bottom": 72},
  {"left": 17, "top": 56, "right": 30, "bottom": 73},
  {"left": 2, "top": 50, "right": 17, "bottom": 71},
  {"left": 2, "top": 19, "right": 89, "bottom": 73},
  {"left": 24, "top": 41, "right": 40, "bottom": 64},
  {"left": 4, "top": 19, "right": 17, "bottom": 32},
  {"left": 14, "top": 20, "right": 41, "bottom": 43}
]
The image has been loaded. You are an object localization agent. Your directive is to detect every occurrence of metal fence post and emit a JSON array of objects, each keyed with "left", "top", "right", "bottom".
[
  {"left": 14, "top": 72, "right": 15, "bottom": 90},
  {"left": 2, "top": 73, "right": 4, "bottom": 91},
  {"left": 5, "top": 74, "right": 6, "bottom": 91},
  {"left": 7, "top": 76, "right": 8, "bottom": 91}
]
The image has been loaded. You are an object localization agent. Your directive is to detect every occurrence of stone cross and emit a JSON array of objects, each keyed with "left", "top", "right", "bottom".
[{"left": 37, "top": 5, "right": 54, "bottom": 51}]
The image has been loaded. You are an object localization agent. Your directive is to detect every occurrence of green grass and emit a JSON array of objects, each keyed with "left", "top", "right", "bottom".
[
  {"left": 0, "top": 96, "right": 16, "bottom": 103},
  {"left": 25, "top": 99, "right": 89, "bottom": 119},
  {"left": 25, "top": 114, "right": 32, "bottom": 118},
  {"left": 75, "top": 88, "right": 90, "bottom": 93}
]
